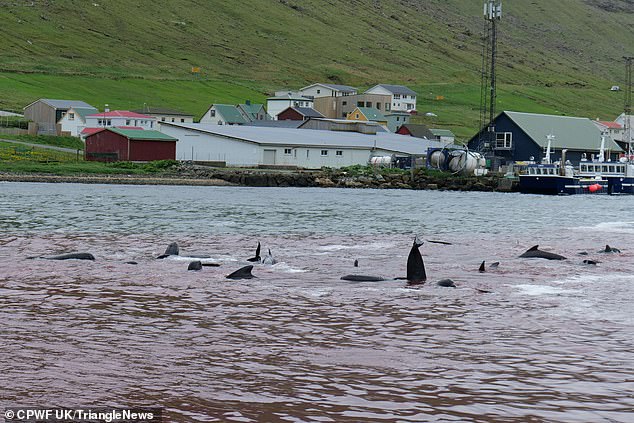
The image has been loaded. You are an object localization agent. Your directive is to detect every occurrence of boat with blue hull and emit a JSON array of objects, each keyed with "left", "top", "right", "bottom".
[{"left": 519, "top": 133, "right": 634, "bottom": 195}]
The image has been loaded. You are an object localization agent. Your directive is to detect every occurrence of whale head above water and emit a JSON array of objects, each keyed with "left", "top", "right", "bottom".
[
  {"left": 601, "top": 245, "right": 621, "bottom": 253},
  {"left": 406, "top": 237, "right": 427, "bottom": 284},
  {"left": 262, "top": 248, "right": 277, "bottom": 265},
  {"left": 519, "top": 245, "right": 566, "bottom": 260}
]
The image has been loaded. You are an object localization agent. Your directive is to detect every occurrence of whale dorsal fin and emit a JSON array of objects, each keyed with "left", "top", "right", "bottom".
[
  {"left": 479, "top": 261, "right": 486, "bottom": 272},
  {"left": 527, "top": 245, "right": 539, "bottom": 251},
  {"left": 605, "top": 244, "right": 611, "bottom": 252}
]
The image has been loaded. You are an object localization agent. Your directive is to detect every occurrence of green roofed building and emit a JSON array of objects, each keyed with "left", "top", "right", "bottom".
[
  {"left": 199, "top": 104, "right": 248, "bottom": 125},
  {"left": 467, "top": 111, "right": 623, "bottom": 165},
  {"left": 85, "top": 128, "right": 177, "bottom": 162},
  {"left": 347, "top": 107, "right": 388, "bottom": 126}
]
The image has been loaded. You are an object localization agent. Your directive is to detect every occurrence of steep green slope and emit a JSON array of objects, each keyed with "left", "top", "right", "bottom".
[{"left": 0, "top": 0, "right": 632, "bottom": 139}]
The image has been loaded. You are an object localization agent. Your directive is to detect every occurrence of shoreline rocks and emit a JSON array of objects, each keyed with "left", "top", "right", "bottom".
[{"left": 0, "top": 165, "right": 519, "bottom": 192}]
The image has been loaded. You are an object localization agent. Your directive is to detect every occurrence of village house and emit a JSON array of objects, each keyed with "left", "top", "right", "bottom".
[
  {"left": 593, "top": 120, "right": 623, "bottom": 145},
  {"left": 84, "top": 128, "right": 177, "bottom": 162},
  {"left": 430, "top": 128, "right": 456, "bottom": 143},
  {"left": 313, "top": 93, "right": 392, "bottom": 119},
  {"left": 266, "top": 93, "right": 314, "bottom": 120},
  {"left": 615, "top": 113, "right": 634, "bottom": 144},
  {"left": 84, "top": 110, "right": 157, "bottom": 130},
  {"left": 57, "top": 106, "right": 99, "bottom": 137},
  {"left": 384, "top": 112, "right": 411, "bottom": 132},
  {"left": 158, "top": 122, "right": 455, "bottom": 169},
  {"left": 396, "top": 123, "right": 435, "bottom": 139},
  {"left": 346, "top": 107, "right": 388, "bottom": 127},
  {"left": 277, "top": 107, "right": 324, "bottom": 121},
  {"left": 23, "top": 99, "right": 96, "bottom": 135},
  {"left": 467, "top": 111, "right": 623, "bottom": 165},
  {"left": 131, "top": 107, "right": 194, "bottom": 124},
  {"left": 364, "top": 85, "right": 418, "bottom": 113},
  {"left": 237, "top": 102, "right": 269, "bottom": 121},
  {"left": 199, "top": 104, "right": 248, "bottom": 125},
  {"left": 298, "top": 83, "right": 358, "bottom": 99}
]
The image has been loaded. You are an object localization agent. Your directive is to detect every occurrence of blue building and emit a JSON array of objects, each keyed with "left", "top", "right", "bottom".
[{"left": 467, "top": 111, "right": 623, "bottom": 164}]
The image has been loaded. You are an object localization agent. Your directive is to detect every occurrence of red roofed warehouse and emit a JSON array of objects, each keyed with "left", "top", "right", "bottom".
[{"left": 85, "top": 128, "right": 177, "bottom": 162}]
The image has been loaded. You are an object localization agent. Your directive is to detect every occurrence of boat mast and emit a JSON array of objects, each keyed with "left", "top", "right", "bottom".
[{"left": 543, "top": 133, "right": 554, "bottom": 164}]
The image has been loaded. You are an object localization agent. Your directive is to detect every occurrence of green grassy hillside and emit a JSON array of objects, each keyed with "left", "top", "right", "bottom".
[{"left": 0, "top": 0, "right": 632, "bottom": 139}]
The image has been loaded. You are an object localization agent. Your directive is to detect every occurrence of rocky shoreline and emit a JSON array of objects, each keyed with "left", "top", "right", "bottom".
[{"left": 0, "top": 165, "right": 519, "bottom": 192}]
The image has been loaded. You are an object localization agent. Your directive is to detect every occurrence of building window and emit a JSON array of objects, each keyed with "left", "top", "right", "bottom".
[
  {"left": 306, "top": 150, "right": 310, "bottom": 158},
  {"left": 126, "top": 120, "right": 131, "bottom": 125},
  {"left": 495, "top": 132, "right": 512, "bottom": 149},
  {"left": 365, "top": 102, "right": 372, "bottom": 107},
  {"left": 386, "top": 103, "right": 391, "bottom": 111},
  {"left": 68, "top": 113, "right": 75, "bottom": 120},
  {"left": 161, "top": 117, "right": 166, "bottom": 122},
  {"left": 317, "top": 89, "right": 321, "bottom": 94},
  {"left": 355, "top": 113, "right": 360, "bottom": 119},
  {"left": 357, "top": 101, "right": 364, "bottom": 107},
  {"left": 376, "top": 103, "right": 381, "bottom": 110},
  {"left": 342, "top": 101, "right": 347, "bottom": 106},
  {"left": 321, "top": 150, "right": 328, "bottom": 156},
  {"left": 336, "top": 150, "right": 343, "bottom": 156},
  {"left": 181, "top": 118, "right": 185, "bottom": 123},
  {"left": 284, "top": 148, "right": 292, "bottom": 155},
  {"left": 394, "top": 94, "right": 401, "bottom": 99},
  {"left": 210, "top": 110, "right": 216, "bottom": 117},
  {"left": 150, "top": 122, "right": 153, "bottom": 128}
]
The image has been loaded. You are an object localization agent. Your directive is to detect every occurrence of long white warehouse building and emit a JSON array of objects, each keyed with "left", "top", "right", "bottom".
[{"left": 159, "top": 122, "right": 456, "bottom": 169}]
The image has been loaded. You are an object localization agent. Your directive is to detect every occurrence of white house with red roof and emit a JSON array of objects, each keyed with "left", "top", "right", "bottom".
[
  {"left": 593, "top": 119, "right": 623, "bottom": 141},
  {"left": 85, "top": 110, "right": 157, "bottom": 130}
]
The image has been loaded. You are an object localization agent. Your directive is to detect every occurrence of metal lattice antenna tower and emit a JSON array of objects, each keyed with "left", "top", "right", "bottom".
[
  {"left": 477, "top": 0, "right": 502, "bottom": 154},
  {"left": 624, "top": 56, "right": 633, "bottom": 156}
]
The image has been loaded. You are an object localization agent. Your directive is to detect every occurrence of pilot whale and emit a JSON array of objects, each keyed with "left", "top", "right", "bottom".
[
  {"left": 519, "top": 245, "right": 566, "bottom": 260},
  {"left": 226, "top": 265, "right": 256, "bottom": 280},
  {"left": 406, "top": 238, "right": 427, "bottom": 284},
  {"left": 157, "top": 242, "right": 179, "bottom": 259},
  {"left": 29, "top": 252, "right": 96, "bottom": 261},
  {"left": 341, "top": 275, "right": 386, "bottom": 282},
  {"left": 247, "top": 242, "right": 261, "bottom": 263}
]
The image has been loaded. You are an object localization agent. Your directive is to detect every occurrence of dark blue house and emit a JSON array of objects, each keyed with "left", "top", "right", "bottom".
[{"left": 468, "top": 111, "right": 622, "bottom": 164}]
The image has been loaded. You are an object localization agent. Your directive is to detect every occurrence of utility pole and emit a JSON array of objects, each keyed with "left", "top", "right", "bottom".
[
  {"left": 477, "top": 0, "right": 502, "bottom": 157},
  {"left": 624, "top": 56, "right": 633, "bottom": 156}
]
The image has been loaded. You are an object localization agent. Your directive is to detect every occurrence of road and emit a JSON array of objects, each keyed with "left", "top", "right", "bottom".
[{"left": 0, "top": 138, "right": 83, "bottom": 154}]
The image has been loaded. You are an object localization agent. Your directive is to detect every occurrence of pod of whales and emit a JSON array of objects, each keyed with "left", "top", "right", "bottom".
[{"left": 519, "top": 245, "right": 567, "bottom": 260}]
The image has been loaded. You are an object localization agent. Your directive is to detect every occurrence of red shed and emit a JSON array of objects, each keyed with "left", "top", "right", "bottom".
[
  {"left": 277, "top": 106, "right": 324, "bottom": 121},
  {"left": 85, "top": 128, "right": 177, "bottom": 162}
]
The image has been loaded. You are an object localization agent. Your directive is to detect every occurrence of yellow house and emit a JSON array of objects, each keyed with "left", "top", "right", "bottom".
[{"left": 346, "top": 107, "right": 388, "bottom": 126}]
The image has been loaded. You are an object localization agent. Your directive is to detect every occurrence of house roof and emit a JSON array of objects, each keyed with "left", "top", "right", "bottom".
[
  {"left": 86, "top": 110, "right": 155, "bottom": 119},
  {"left": 367, "top": 84, "right": 417, "bottom": 96},
  {"left": 81, "top": 126, "right": 144, "bottom": 136},
  {"left": 504, "top": 111, "right": 622, "bottom": 151},
  {"left": 213, "top": 104, "right": 248, "bottom": 124},
  {"left": 244, "top": 120, "right": 304, "bottom": 129},
  {"left": 71, "top": 107, "right": 99, "bottom": 119},
  {"left": 430, "top": 128, "right": 455, "bottom": 137},
  {"left": 300, "top": 83, "right": 358, "bottom": 93},
  {"left": 596, "top": 121, "right": 623, "bottom": 129},
  {"left": 106, "top": 128, "right": 177, "bottom": 141},
  {"left": 290, "top": 107, "right": 324, "bottom": 118},
  {"left": 25, "top": 99, "right": 94, "bottom": 110},
  {"left": 161, "top": 122, "right": 458, "bottom": 156},
  {"left": 131, "top": 107, "right": 193, "bottom": 117},
  {"left": 267, "top": 93, "right": 313, "bottom": 101},
  {"left": 238, "top": 103, "right": 265, "bottom": 120},
  {"left": 399, "top": 124, "right": 434, "bottom": 139},
  {"left": 354, "top": 107, "right": 387, "bottom": 122}
]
